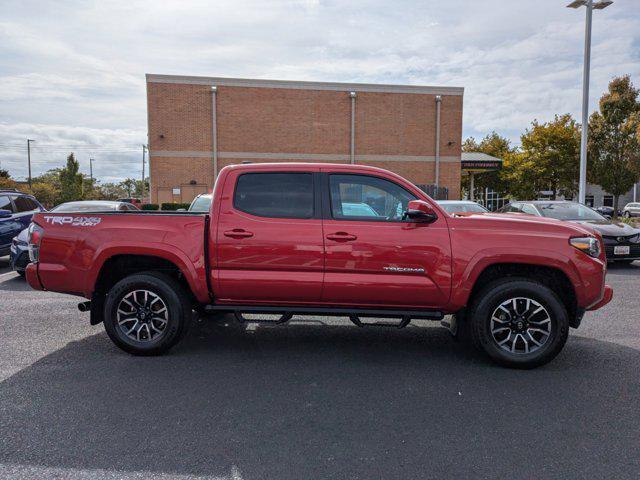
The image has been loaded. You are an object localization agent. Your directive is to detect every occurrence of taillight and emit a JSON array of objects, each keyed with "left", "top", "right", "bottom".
[{"left": 28, "top": 223, "right": 44, "bottom": 262}]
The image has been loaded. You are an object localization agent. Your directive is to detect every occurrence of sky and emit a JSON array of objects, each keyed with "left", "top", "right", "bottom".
[{"left": 1, "top": 0, "right": 639, "bottom": 183}]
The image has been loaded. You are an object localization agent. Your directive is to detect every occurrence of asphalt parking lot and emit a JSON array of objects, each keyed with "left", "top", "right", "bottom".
[{"left": 1, "top": 256, "right": 639, "bottom": 479}]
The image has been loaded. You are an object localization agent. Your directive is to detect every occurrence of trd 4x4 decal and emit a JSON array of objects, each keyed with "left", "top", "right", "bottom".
[{"left": 44, "top": 216, "right": 102, "bottom": 227}]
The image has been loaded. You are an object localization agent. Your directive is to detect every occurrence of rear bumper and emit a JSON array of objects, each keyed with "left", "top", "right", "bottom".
[
  {"left": 25, "top": 263, "right": 44, "bottom": 291},
  {"left": 587, "top": 284, "right": 613, "bottom": 311}
]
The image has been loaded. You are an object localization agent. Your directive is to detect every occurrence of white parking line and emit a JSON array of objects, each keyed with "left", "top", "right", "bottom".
[{"left": 0, "top": 271, "right": 17, "bottom": 280}]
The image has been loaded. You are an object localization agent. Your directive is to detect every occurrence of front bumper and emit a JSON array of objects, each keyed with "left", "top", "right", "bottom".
[
  {"left": 588, "top": 284, "right": 613, "bottom": 311},
  {"left": 603, "top": 242, "right": 640, "bottom": 261}
]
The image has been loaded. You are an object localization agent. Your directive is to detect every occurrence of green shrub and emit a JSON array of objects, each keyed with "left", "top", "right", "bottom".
[
  {"left": 161, "top": 202, "right": 190, "bottom": 211},
  {"left": 141, "top": 203, "right": 159, "bottom": 210}
]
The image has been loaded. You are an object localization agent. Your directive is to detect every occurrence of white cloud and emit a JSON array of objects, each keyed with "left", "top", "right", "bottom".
[{"left": 1, "top": 0, "right": 639, "bottom": 180}]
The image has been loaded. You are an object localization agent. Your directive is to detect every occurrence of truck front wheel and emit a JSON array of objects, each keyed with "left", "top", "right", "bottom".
[
  {"left": 467, "top": 278, "right": 569, "bottom": 368},
  {"left": 103, "top": 272, "right": 192, "bottom": 355}
]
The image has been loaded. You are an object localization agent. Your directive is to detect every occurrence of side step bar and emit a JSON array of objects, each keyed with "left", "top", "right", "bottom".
[{"left": 204, "top": 305, "right": 444, "bottom": 329}]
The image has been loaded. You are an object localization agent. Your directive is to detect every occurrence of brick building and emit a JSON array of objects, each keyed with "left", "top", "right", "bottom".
[{"left": 146, "top": 74, "right": 464, "bottom": 204}]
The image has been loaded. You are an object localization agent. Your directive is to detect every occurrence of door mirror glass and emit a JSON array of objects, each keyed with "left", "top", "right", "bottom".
[
  {"left": 403, "top": 200, "right": 437, "bottom": 223},
  {"left": 0, "top": 209, "right": 12, "bottom": 218}
]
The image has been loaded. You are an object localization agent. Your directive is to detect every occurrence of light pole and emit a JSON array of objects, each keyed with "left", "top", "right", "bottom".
[
  {"left": 89, "top": 158, "right": 94, "bottom": 184},
  {"left": 567, "top": 0, "right": 613, "bottom": 204},
  {"left": 27, "top": 139, "right": 35, "bottom": 187}
]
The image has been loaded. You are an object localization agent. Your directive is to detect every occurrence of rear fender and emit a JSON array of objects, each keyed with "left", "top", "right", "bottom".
[{"left": 87, "top": 242, "right": 210, "bottom": 303}]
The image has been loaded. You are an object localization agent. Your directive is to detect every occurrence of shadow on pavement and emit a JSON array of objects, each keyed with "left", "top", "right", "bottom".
[
  {"left": 607, "top": 261, "right": 640, "bottom": 276},
  {"left": 0, "top": 319, "right": 639, "bottom": 479},
  {"left": 0, "top": 274, "right": 30, "bottom": 291}
]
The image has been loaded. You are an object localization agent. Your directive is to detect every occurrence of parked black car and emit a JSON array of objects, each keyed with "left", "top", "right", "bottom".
[
  {"left": 593, "top": 206, "right": 621, "bottom": 219},
  {"left": 497, "top": 201, "right": 640, "bottom": 263},
  {"left": 0, "top": 189, "right": 45, "bottom": 257},
  {"left": 9, "top": 227, "right": 29, "bottom": 276}
]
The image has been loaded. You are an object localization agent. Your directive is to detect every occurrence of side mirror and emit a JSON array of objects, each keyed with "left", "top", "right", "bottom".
[
  {"left": 0, "top": 209, "right": 12, "bottom": 219},
  {"left": 403, "top": 200, "right": 437, "bottom": 223}
]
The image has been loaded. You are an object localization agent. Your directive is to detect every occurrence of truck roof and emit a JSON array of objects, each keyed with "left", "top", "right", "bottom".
[{"left": 223, "top": 162, "right": 398, "bottom": 175}]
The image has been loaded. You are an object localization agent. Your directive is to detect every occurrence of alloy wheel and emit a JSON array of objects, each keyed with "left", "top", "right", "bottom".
[
  {"left": 116, "top": 290, "right": 169, "bottom": 342},
  {"left": 490, "top": 297, "right": 552, "bottom": 354}
]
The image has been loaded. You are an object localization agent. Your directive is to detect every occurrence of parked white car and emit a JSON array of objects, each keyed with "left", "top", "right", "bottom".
[{"left": 623, "top": 202, "right": 640, "bottom": 218}]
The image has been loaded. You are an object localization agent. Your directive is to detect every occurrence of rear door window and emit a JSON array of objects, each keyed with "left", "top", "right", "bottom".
[
  {"left": 13, "top": 196, "right": 38, "bottom": 212},
  {"left": 0, "top": 196, "right": 14, "bottom": 212},
  {"left": 234, "top": 173, "right": 314, "bottom": 219}
]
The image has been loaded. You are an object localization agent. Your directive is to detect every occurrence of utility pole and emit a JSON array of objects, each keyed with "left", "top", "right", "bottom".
[
  {"left": 142, "top": 144, "right": 147, "bottom": 201},
  {"left": 89, "top": 158, "right": 94, "bottom": 184},
  {"left": 27, "top": 139, "right": 35, "bottom": 187},
  {"left": 567, "top": 0, "right": 613, "bottom": 204}
]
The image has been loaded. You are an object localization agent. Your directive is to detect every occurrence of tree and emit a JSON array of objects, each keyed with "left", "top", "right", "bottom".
[
  {"left": 588, "top": 75, "right": 640, "bottom": 216},
  {"left": 462, "top": 132, "right": 514, "bottom": 196},
  {"left": 500, "top": 151, "right": 544, "bottom": 200},
  {"left": 120, "top": 178, "right": 137, "bottom": 197},
  {"left": 58, "top": 153, "right": 84, "bottom": 203},
  {"left": 519, "top": 114, "right": 580, "bottom": 200},
  {"left": 28, "top": 183, "right": 60, "bottom": 209},
  {"left": 96, "top": 182, "right": 127, "bottom": 200},
  {"left": 0, "top": 170, "right": 18, "bottom": 190}
]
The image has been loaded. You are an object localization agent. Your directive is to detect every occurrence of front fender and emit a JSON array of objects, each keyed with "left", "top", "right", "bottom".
[{"left": 448, "top": 247, "right": 583, "bottom": 310}]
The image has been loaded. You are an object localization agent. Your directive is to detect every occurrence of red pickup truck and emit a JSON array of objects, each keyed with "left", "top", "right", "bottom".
[{"left": 25, "top": 163, "right": 612, "bottom": 368}]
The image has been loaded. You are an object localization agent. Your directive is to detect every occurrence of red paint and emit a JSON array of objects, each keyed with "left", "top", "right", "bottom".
[{"left": 27, "top": 163, "right": 612, "bottom": 316}]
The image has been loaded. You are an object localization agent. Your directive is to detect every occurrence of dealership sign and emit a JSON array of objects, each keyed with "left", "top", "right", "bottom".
[{"left": 461, "top": 160, "right": 502, "bottom": 171}]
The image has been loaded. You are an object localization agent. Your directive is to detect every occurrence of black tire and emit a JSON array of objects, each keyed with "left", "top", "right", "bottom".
[
  {"left": 16, "top": 270, "right": 25, "bottom": 277},
  {"left": 466, "top": 278, "right": 569, "bottom": 369},
  {"left": 103, "top": 272, "right": 192, "bottom": 355}
]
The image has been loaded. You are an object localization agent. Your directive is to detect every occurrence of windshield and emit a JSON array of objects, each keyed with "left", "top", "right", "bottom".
[
  {"left": 538, "top": 203, "right": 606, "bottom": 221},
  {"left": 189, "top": 195, "right": 212, "bottom": 212},
  {"left": 440, "top": 203, "right": 488, "bottom": 214}
]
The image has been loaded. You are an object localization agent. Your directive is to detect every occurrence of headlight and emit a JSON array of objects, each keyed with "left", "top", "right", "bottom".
[
  {"left": 570, "top": 236, "right": 601, "bottom": 258},
  {"left": 630, "top": 234, "right": 640, "bottom": 244}
]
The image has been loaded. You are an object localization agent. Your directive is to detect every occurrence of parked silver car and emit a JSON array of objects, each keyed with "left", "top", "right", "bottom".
[{"left": 623, "top": 202, "right": 640, "bottom": 218}]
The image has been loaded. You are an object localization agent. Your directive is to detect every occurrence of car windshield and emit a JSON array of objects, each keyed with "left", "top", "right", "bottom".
[
  {"left": 51, "top": 202, "right": 119, "bottom": 212},
  {"left": 440, "top": 203, "right": 488, "bottom": 214},
  {"left": 537, "top": 203, "right": 605, "bottom": 221},
  {"left": 189, "top": 195, "right": 212, "bottom": 212}
]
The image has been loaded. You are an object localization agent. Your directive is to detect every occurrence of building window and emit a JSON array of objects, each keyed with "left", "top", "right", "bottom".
[
  {"left": 603, "top": 195, "right": 613, "bottom": 207},
  {"left": 585, "top": 195, "right": 594, "bottom": 207},
  {"left": 234, "top": 172, "right": 314, "bottom": 219}
]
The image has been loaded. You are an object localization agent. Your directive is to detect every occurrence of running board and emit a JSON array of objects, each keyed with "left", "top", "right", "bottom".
[{"left": 204, "top": 305, "right": 443, "bottom": 329}]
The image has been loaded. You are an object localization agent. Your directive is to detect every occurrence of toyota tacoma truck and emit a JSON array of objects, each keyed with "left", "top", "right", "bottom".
[{"left": 25, "top": 163, "right": 613, "bottom": 368}]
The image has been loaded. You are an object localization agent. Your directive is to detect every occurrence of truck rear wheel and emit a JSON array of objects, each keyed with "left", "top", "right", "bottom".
[
  {"left": 467, "top": 278, "right": 569, "bottom": 369},
  {"left": 103, "top": 272, "right": 192, "bottom": 355}
]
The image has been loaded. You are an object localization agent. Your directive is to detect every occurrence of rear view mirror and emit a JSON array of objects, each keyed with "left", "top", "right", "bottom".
[
  {"left": 403, "top": 200, "right": 437, "bottom": 223},
  {"left": 0, "top": 209, "right": 12, "bottom": 219}
]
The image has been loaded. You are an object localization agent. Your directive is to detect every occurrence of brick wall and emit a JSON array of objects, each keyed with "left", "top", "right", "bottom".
[{"left": 147, "top": 77, "right": 464, "bottom": 203}]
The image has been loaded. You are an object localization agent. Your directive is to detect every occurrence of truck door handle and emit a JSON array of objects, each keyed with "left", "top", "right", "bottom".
[
  {"left": 224, "top": 229, "right": 254, "bottom": 239},
  {"left": 326, "top": 232, "right": 357, "bottom": 241}
]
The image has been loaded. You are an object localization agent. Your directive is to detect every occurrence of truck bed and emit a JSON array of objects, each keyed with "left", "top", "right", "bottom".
[{"left": 30, "top": 211, "right": 210, "bottom": 302}]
